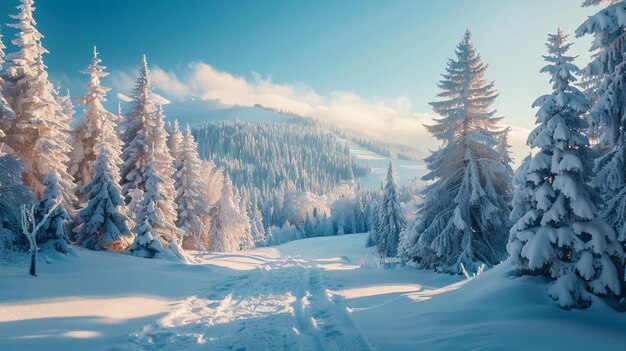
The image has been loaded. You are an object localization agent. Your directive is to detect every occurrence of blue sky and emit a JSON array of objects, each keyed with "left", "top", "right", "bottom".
[{"left": 0, "top": 0, "right": 599, "bottom": 161}]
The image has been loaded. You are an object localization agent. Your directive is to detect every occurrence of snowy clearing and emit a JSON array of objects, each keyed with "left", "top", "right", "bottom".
[
  {"left": 339, "top": 138, "right": 426, "bottom": 188},
  {"left": 1, "top": 234, "right": 625, "bottom": 351}
]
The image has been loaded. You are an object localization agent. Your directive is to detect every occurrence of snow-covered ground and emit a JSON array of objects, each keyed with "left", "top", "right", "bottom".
[
  {"left": 339, "top": 138, "right": 426, "bottom": 188},
  {"left": 1, "top": 234, "right": 625, "bottom": 351}
]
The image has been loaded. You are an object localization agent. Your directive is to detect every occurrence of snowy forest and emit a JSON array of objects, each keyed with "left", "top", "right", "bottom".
[{"left": 1, "top": 0, "right": 626, "bottom": 350}]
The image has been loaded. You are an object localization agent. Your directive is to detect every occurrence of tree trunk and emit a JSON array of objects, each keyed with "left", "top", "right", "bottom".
[{"left": 29, "top": 250, "right": 37, "bottom": 277}]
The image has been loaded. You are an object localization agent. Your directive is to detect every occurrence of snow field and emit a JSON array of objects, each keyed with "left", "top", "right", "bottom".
[{"left": 2, "top": 234, "right": 626, "bottom": 351}]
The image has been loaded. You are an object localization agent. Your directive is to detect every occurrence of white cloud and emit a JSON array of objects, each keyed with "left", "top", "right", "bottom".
[
  {"left": 151, "top": 68, "right": 190, "bottom": 100},
  {"left": 109, "top": 70, "right": 135, "bottom": 96},
  {"left": 146, "top": 62, "right": 437, "bottom": 149},
  {"left": 507, "top": 125, "right": 532, "bottom": 163}
]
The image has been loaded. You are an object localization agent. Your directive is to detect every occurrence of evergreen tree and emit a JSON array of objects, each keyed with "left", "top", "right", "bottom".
[
  {"left": 336, "top": 216, "right": 345, "bottom": 235},
  {"left": 508, "top": 155, "right": 533, "bottom": 225},
  {"left": 0, "top": 155, "right": 33, "bottom": 250},
  {"left": 0, "top": 29, "right": 15, "bottom": 155},
  {"left": 249, "top": 190, "right": 266, "bottom": 245},
  {"left": 35, "top": 171, "right": 70, "bottom": 253},
  {"left": 365, "top": 201, "right": 380, "bottom": 247},
  {"left": 149, "top": 104, "right": 179, "bottom": 230},
  {"left": 174, "top": 125, "right": 209, "bottom": 249},
  {"left": 74, "top": 142, "right": 131, "bottom": 251},
  {"left": 56, "top": 87, "right": 74, "bottom": 127},
  {"left": 134, "top": 152, "right": 182, "bottom": 247},
  {"left": 402, "top": 31, "right": 512, "bottom": 274},
  {"left": 120, "top": 55, "right": 157, "bottom": 201},
  {"left": 129, "top": 219, "right": 165, "bottom": 259},
  {"left": 209, "top": 174, "right": 250, "bottom": 252},
  {"left": 167, "top": 119, "right": 183, "bottom": 159},
  {"left": 70, "top": 47, "right": 121, "bottom": 198},
  {"left": 304, "top": 213, "right": 314, "bottom": 238},
  {"left": 508, "top": 30, "right": 622, "bottom": 309},
  {"left": 1, "top": 0, "right": 76, "bottom": 208},
  {"left": 237, "top": 187, "right": 254, "bottom": 249},
  {"left": 577, "top": 0, "right": 626, "bottom": 297},
  {"left": 377, "top": 162, "right": 406, "bottom": 258}
]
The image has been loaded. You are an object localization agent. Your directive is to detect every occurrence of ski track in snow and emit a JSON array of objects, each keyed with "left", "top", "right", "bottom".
[{"left": 126, "top": 256, "right": 374, "bottom": 351}]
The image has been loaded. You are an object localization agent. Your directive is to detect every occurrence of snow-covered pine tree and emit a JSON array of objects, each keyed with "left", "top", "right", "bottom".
[
  {"left": 354, "top": 188, "right": 367, "bottom": 233},
  {"left": 129, "top": 219, "right": 165, "bottom": 259},
  {"left": 120, "top": 55, "right": 157, "bottom": 201},
  {"left": 576, "top": 0, "right": 625, "bottom": 154},
  {"left": 74, "top": 141, "right": 131, "bottom": 252},
  {"left": 402, "top": 31, "right": 512, "bottom": 274},
  {"left": 582, "top": 0, "right": 622, "bottom": 7},
  {"left": 0, "top": 29, "right": 15, "bottom": 155},
  {"left": 174, "top": 125, "right": 209, "bottom": 249},
  {"left": 496, "top": 127, "right": 515, "bottom": 196},
  {"left": 56, "top": 88, "right": 74, "bottom": 127},
  {"left": 304, "top": 213, "right": 314, "bottom": 237},
  {"left": 249, "top": 190, "right": 266, "bottom": 245},
  {"left": 508, "top": 29, "right": 623, "bottom": 309},
  {"left": 167, "top": 119, "right": 183, "bottom": 159},
  {"left": 577, "top": 1, "right": 626, "bottom": 283},
  {"left": 208, "top": 173, "right": 250, "bottom": 252},
  {"left": 35, "top": 171, "right": 70, "bottom": 253},
  {"left": 509, "top": 155, "right": 533, "bottom": 225},
  {"left": 336, "top": 216, "right": 345, "bottom": 235},
  {"left": 70, "top": 47, "right": 122, "bottom": 199},
  {"left": 149, "top": 104, "right": 179, "bottom": 229},
  {"left": 1, "top": 0, "right": 76, "bottom": 209},
  {"left": 365, "top": 200, "right": 380, "bottom": 247},
  {"left": 133, "top": 146, "right": 182, "bottom": 247},
  {"left": 377, "top": 162, "right": 406, "bottom": 258},
  {"left": 237, "top": 188, "right": 254, "bottom": 249}
]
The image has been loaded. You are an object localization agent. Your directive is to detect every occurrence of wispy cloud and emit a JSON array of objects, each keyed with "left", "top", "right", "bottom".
[{"left": 145, "top": 62, "right": 437, "bottom": 148}]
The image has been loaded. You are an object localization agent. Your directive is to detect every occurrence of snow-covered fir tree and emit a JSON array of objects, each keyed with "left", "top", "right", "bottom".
[
  {"left": 365, "top": 200, "right": 380, "bottom": 247},
  {"left": 133, "top": 150, "right": 182, "bottom": 247},
  {"left": 576, "top": 0, "right": 626, "bottom": 148},
  {"left": 576, "top": 0, "right": 626, "bottom": 298},
  {"left": 167, "top": 119, "right": 184, "bottom": 159},
  {"left": 377, "top": 162, "right": 406, "bottom": 258},
  {"left": 236, "top": 187, "right": 254, "bottom": 249},
  {"left": 509, "top": 155, "right": 533, "bottom": 225},
  {"left": 74, "top": 142, "right": 131, "bottom": 252},
  {"left": 577, "top": 1, "right": 626, "bottom": 283},
  {"left": 401, "top": 31, "right": 512, "bottom": 274},
  {"left": 35, "top": 171, "right": 70, "bottom": 253},
  {"left": 119, "top": 55, "right": 158, "bottom": 201},
  {"left": 249, "top": 190, "right": 266, "bottom": 245},
  {"left": 56, "top": 87, "right": 74, "bottom": 127},
  {"left": 129, "top": 219, "right": 165, "bottom": 259},
  {"left": 508, "top": 30, "right": 623, "bottom": 309},
  {"left": 208, "top": 173, "right": 250, "bottom": 252},
  {"left": 173, "top": 124, "right": 209, "bottom": 249},
  {"left": 0, "top": 155, "right": 33, "bottom": 251},
  {"left": 149, "top": 104, "right": 179, "bottom": 224},
  {"left": 120, "top": 58, "right": 179, "bottom": 236},
  {"left": 0, "top": 0, "right": 76, "bottom": 208},
  {"left": 0, "top": 29, "right": 15, "bottom": 155},
  {"left": 70, "top": 47, "right": 122, "bottom": 198}
]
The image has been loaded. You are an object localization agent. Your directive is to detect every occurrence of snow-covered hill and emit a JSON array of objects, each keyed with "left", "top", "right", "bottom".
[
  {"left": 338, "top": 138, "right": 426, "bottom": 188},
  {"left": 164, "top": 100, "right": 288, "bottom": 126},
  {"left": 1, "top": 234, "right": 624, "bottom": 351},
  {"left": 162, "top": 99, "right": 426, "bottom": 189}
]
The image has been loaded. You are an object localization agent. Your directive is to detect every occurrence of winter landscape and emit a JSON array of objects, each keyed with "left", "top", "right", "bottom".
[{"left": 1, "top": 0, "right": 626, "bottom": 350}]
